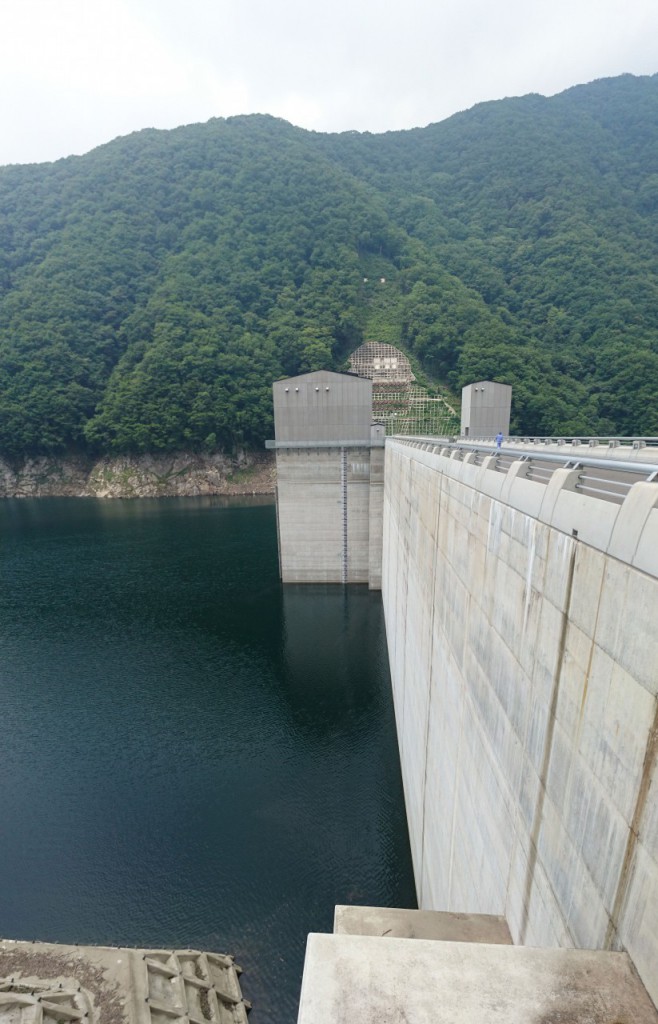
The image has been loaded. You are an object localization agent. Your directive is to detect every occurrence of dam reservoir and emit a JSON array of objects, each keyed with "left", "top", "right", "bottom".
[{"left": 0, "top": 496, "right": 416, "bottom": 1024}]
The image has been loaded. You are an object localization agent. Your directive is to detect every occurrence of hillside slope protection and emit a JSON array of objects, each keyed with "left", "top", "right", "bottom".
[{"left": 0, "top": 73, "right": 656, "bottom": 458}]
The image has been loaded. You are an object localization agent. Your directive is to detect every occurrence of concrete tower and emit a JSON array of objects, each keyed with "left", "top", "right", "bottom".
[
  {"left": 267, "top": 370, "right": 385, "bottom": 586},
  {"left": 460, "top": 381, "right": 512, "bottom": 438}
]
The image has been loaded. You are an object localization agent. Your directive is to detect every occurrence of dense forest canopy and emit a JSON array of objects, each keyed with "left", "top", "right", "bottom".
[{"left": 0, "top": 73, "right": 657, "bottom": 457}]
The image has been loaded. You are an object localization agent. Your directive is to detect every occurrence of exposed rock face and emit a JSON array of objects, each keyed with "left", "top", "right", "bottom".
[{"left": 0, "top": 451, "right": 275, "bottom": 498}]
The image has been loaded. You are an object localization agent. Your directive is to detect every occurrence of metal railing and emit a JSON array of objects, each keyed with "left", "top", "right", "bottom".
[
  {"left": 465, "top": 435, "right": 658, "bottom": 451},
  {"left": 394, "top": 437, "right": 658, "bottom": 505}
]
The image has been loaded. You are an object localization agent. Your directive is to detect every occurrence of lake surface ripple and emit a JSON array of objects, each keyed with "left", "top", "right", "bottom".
[{"left": 0, "top": 497, "right": 416, "bottom": 1023}]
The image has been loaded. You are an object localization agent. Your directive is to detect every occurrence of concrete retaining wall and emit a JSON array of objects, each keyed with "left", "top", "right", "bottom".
[
  {"left": 276, "top": 447, "right": 372, "bottom": 583},
  {"left": 382, "top": 439, "right": 658, "bottom": 1006}
]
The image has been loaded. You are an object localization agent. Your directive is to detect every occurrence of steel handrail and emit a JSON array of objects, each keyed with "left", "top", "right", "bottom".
[{"left": 397, "top": 438, "right": 658, "bottom": 478}]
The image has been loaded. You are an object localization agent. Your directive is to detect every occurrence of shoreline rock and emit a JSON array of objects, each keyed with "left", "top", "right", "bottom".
[{"left": 0, "top": 450, "right": 276, "bottom": 499}]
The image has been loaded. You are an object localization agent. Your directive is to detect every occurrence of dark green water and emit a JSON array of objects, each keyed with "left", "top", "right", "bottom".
[{"left": 0, "top": 497, "right": 416, "bottom": 1023}]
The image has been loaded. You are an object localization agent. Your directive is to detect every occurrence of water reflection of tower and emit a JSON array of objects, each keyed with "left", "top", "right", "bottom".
[{"left": 281, "top": 584, "right": 382, "bottom": 718}]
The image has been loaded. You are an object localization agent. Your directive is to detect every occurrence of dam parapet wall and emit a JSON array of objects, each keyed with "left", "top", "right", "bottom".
[{"left": 382, "top": 438, "right": 658, "bottom": 1005}]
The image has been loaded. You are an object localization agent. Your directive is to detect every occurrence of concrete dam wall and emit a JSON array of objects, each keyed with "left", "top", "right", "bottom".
[{"left": 382, "top": 438, "right": 658, "bottom": 1006}]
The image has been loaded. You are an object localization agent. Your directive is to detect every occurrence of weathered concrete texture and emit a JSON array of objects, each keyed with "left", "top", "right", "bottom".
[
  {"left": 367, "top": 442, "right": 385, "bottom": 589},
  {"left": 333, "top": 906, "right": 512, "bottom": 943},
  {"left": 382, "top": 439, "right": 658, "bottom": 1007},
  {"left": 297, "top": 934, "right": 658, "bottom": 1024},
  {"left": 275, "top": 446, "right": 373, "bottom": 583},
  {"left": 0, "top": 939, "right": 249, "bottom": 1024},
  {"left": 272, "top": 372, "right": 385, "bottom": 586}
]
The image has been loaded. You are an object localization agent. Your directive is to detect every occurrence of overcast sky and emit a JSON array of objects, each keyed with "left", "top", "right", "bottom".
[{"left": 0, "top": 0, "right": 655, "bottom": 166}]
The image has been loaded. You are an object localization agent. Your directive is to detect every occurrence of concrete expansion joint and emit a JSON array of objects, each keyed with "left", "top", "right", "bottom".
[
  {"left": 274, "top": 409, "right": 658, "bottom": 1009},
  {"left": 606, "top": 703, "right": 658, "bottom": 950}
]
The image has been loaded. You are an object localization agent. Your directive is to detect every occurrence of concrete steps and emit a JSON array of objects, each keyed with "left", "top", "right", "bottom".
[
  {"left": 296, "top": 908, "right": 658, "bottom": 1024},
  {"left": 333, "top": 905, "right": 512, "bottom": 944}
]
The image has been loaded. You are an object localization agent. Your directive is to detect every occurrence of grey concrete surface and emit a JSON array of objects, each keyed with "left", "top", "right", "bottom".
[
  {"left": 460, "top": 381, "right": 512, "bottom": 438},
  {"left": 382, "top": 439, "right": 658, "bottom": 1007},
  {"left": 367, "top": 431, "right": 385, "bottom": 589},
  {"left": 297, "top": 934, "right": 658, "bottom": 1024},
  {"left": 333, "top": 906, "right": 512, "bottom": 943},
  {"left": 275, "top": 445, "right": 373, "bottom": 583},
  {"left": 272, "top": 372, "right": 385, "bottom": 585},
  {"left": 0, "top": 939, "right": 249, "bottom": 1024},
  {"left": 273, "top": 371, "right": 372, "bottom": 444}
]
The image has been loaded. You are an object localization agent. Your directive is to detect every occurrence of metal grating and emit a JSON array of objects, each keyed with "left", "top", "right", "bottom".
[
  {"left": 348, "top": 344, "right": 459, "bottom": 437},
  {"left": 349, "top": 343, "right": 415, "bottom": 384}
]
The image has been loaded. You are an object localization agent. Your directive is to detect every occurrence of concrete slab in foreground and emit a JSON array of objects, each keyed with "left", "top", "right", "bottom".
[
  {"left": 297, "top": 933, "right": 658, "bottom": 1024},
  {"left": 334, "top": 906, "right": 512, "bottom": 944},
  {"left": 0, "top": 938, "right": 249, "bottom": 1024}
]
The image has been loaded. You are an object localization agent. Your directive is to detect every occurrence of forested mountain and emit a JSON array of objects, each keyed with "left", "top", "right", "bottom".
[{"left": 1, "top": 73, "right": 656, "bottom": 457}]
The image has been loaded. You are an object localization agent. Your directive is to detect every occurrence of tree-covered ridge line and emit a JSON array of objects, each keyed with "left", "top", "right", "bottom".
[{"left": 0, "top": 73, "right": 657, "bottom": 457}]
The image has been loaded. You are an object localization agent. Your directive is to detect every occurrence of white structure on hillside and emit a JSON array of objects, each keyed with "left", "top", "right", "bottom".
[{"left": 349, "top": 342, "right": 458, "bottom": 437}]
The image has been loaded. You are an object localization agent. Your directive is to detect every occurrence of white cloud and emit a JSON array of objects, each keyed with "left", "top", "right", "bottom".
[{"left": 0, "top": 0, "right": 655, "bottom": 163}]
